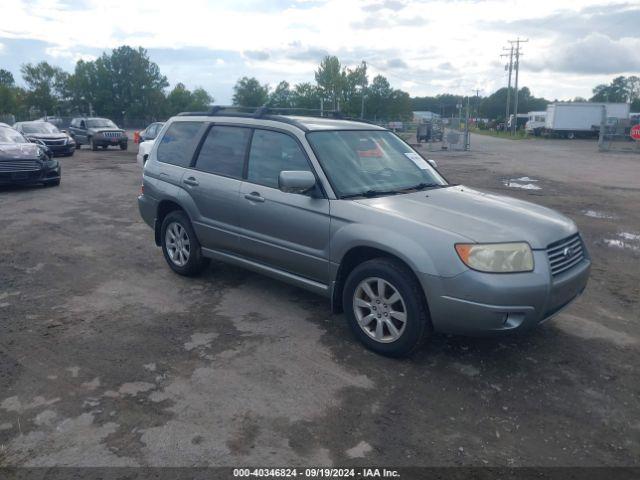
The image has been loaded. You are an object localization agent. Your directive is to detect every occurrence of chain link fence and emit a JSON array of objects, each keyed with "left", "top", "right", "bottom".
[
  {"left": 599, "top": 109, "right": 640, "bottom": 153},
  {"left": 383, "top": 118, "right": 470, "bottom": 151}
]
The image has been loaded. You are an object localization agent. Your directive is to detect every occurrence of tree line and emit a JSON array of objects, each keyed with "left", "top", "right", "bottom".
[
  {"left": 0, "top": 46, "right": 213, "bottom": 123},
  {"left": 231, "top": 56, "right": 412, "bottom": 121},
  {"left": 1, "top": 45, "right": 639, "bottom": 126}
]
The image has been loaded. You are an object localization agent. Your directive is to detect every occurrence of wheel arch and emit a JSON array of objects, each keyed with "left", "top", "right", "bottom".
[
  {"left": 155, "top": 200, "right": 186, "bottom": 246},
  {"left": 331, "top": 245, "right": 428, "bottom": 315}
]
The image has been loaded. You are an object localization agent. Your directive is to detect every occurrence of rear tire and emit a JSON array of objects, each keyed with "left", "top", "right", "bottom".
[
  {"left": 343, "top": 258, "right": 431, "bottom": 357},
  {"left": 160, "top": 210, "right": 209, "bottom": 276}
]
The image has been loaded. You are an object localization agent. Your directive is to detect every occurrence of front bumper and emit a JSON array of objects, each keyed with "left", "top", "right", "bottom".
[
  {"left": 0, "top": 160, "right": 61, "bottom": 185},
  {"left": 420, "top": 249, "right": 591, "bottom": 335},
  {"left": 48, "top": 144, "right": 75, "bottom": 156},
  {"left": 94, "top": 137, "right": 127, "bottom": 147}
]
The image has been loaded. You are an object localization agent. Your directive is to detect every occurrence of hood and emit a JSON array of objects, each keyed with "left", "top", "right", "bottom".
[
  {"left": 25, "top": 133, "right": 67, "bottom": 140},
  {"left": 354, "top": 185, "right": 577, "bottom": 249},
  {"left": 91, "top": 128, "right": 124, "bottom": 134},
  {"left": 0, "top": 142, "right": 42, "bottom": 160}
]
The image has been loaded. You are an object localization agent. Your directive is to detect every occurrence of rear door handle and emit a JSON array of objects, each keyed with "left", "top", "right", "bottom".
[
  {"left": 183, "top": 176, "right": 199, "bottom": 187},
  {"left": 244, "top": 192, "right": 265, "bottom": 203}
]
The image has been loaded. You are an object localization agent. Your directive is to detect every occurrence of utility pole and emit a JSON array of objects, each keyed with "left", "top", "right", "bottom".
[
  {"left": 360, "top": 60, "right": 367, "bottom": 119},
  {"left": 501, "top": 46, "right": 514, "bottom": 133},
  {"left": 474, "top": 89, "right": 480, "bottom": 123},
  {"left": 465, "top": 95, "right": 470, "bottom": 150},
  {"left": 509, "top": 37, "right": 528, "bottom": 135}
]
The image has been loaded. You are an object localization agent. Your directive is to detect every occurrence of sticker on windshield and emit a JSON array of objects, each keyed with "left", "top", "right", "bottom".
[{"left": 404, "top": 152, "right": 429, "bottom": 169}]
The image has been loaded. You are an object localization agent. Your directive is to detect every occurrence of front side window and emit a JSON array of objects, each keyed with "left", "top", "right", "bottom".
[
  {"left": 247, "top": 130, "right": 310, "bottom": 188},
  {"left": 307, "top": 130, "right": 446, "bottom": 198},
  {"left": 157, "top": 121, "right": 203, "bottom": 167},
  {"left": 195, "top": 126, "right": 251, "bottom": 178}
]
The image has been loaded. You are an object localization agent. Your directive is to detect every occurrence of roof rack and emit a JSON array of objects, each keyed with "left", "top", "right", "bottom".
[{"left": 176, "top": 105, "right": 377, "bottom": 131}]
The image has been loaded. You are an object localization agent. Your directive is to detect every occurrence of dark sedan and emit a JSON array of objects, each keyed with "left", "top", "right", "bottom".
[
  {"left": 0, "top": 125, "right": 61, "bottom": 187},
  {"left": 13, "top": 121, "right": 76, "bottom": 157}
]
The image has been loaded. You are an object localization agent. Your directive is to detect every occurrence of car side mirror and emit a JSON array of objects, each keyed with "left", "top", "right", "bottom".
[
  {"left": 427, "top": 159, "right": 438, "bottom": 169},
  {"left": 278, "top": 170, "right": 316, "bottom": 194}
]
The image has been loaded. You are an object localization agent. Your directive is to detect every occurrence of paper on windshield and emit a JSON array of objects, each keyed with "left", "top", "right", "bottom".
[{"left": 404, "top": 152, "right": 429, "bottom": 169}]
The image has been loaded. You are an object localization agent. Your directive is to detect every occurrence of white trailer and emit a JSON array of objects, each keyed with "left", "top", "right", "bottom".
[{"left": 544, "top": 102, "right": 630, "bottom": 138}]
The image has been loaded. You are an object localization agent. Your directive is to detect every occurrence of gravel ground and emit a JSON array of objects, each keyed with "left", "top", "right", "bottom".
[{"left": 0, "top": 135, "right": 638, "bottom": 467}]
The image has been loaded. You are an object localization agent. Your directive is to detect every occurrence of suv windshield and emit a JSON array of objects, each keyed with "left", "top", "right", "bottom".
[
  {"left": 87, "top": 119, "right": 117, "bottom": 128},
  {"left": 0, "top": 127, "right": 27, "bottom": 144},
  {"left": 22, "top": 122, "right": 60, "bottom": 134},
  {"left": 307, "top": 130, "right": 447, "bottom": 198}
]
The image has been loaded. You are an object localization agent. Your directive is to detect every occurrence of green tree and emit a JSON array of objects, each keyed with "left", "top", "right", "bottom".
[
  {"left": 341, "top": 62, "right": 368, "bottom": 117},
  {"left": 98, "top": 46, "right": 168, "bottom": 120},
  {"left": 190, "top": 88, "right": 213, "bottom": 111},
  {"left": 165, "top": 83, "right": 213, "bottom": 116},
  {"left": 366, "top": 75, "right": 392, "bottom": 120},
  {"left": 268, "top": 81, "right": 294, "bottom": 108},
  {"left": 0, "top": 68, "right": 18, "bottom": 114},
  {"left": 0, "top": 69, "right": 14, "bottom": 87},
  {"left": 590, "top": 76, "right": 640, "bottom": 103},
  {"left": 291, "top": 82, "right": 320, "bottom": 110},
  {"left": 166, "top": 83, "right": 193, "bottom": 114},
  {"left": 232, "top": 76, "right": 269, "bottom": 107},
  {"left": 20, "top": 61, "right": 67, "bottom": 115},
  {"left": 315, "top": 56, "right": 345, "bottom": 110}
]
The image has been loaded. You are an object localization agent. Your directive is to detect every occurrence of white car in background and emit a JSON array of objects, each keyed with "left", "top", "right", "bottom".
[{"left": 137, "top": 140, "right": 154, "bottom": 167}]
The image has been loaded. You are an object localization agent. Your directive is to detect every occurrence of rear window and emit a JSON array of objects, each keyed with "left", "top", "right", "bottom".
[{"left": 157, "top": 122, "right": 203, "bottom": 167}]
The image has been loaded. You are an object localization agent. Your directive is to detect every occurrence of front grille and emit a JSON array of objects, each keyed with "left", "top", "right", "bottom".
[
  {"left": 0, "top": 160, "right": 41, "bottom": 172},
  {"left": 547, "top": 233, "right": 585, "bottom": 276},
  {"left": 102, "top": 131, "right": 121, "bottom": 138},
  {"left": 43, "top": 139, "right": 66, "bottom": 146}
]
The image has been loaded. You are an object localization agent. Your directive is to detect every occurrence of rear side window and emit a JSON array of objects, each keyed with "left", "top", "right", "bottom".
[
  {"left": 247, "top": 129, "right": 310, "bottom": 188},
  {"left": 194, "top": 126, "right": 251, "bottom": 178},
  {"left": 157, "top": 121, "right": 202, "bottom": 167}
]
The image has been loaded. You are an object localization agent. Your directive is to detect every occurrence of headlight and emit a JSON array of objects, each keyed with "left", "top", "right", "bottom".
[{"left": 455, "top": 242, "right": 534, "bottom": 273}]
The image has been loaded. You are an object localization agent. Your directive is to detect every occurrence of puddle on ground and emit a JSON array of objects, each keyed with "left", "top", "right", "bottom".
[
  {"left": 583, "top": 210, "right": 618, "bottom": 220},
  {"left": 502, "top": 178, "right": 541, "bottom": 190},
  {"left": 603, "top": 232, "right": 640, "bottom": 251}
]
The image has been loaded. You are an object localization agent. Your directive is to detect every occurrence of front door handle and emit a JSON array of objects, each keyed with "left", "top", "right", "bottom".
[
  {"left": 244, "top": 192, "right": 265, "bottom": 203},
  {"left": 183, "top": 176, "right": 199, "bottom": 187}
]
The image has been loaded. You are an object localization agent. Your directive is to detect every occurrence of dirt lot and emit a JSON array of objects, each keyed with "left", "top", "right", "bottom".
[{"left": 1, "top": 135, "right": 639, "bottom": 467}]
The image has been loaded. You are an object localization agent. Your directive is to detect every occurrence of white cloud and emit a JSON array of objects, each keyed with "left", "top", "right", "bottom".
[{"left": 0, "top": 0, "right": 638, "bottom": 102}]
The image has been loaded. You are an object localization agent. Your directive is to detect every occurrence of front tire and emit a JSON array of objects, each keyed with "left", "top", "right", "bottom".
[
  {"left": 343, "top": 258, "right": 431, "bottom": 357},
  {"left": 90, "top": 137, "right": 98, "bottom": 151},
  {"left": 120, "top": 143, "right": 128, "bottom": 151},
  {"left": 160, "top": 210, "right": 208, "bottom": 276}
]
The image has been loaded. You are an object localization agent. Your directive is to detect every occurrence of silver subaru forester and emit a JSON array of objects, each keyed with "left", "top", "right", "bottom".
[{"left": 138, "top": 109, "right": 590, "bottom": 357}]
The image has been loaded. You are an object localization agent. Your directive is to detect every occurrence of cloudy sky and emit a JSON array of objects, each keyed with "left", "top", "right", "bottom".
[{"left": 1, "top": 0, "right": 639, "bottom": 103}]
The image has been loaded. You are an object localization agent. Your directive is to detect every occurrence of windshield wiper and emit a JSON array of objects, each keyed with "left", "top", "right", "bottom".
[
  {"left": 398, "top": 182, "right": 441, "bottom": 192},
  {"left": 340, "top": 189, "right": 403, "bottom": 199}
]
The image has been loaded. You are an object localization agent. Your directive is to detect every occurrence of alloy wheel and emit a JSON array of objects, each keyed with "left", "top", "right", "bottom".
[
  {"left": 353, "top": 277, "right": 407, "bottom": 343},
  {"left": 165, "top": 221, "right": 191, "bottom": 267}
]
